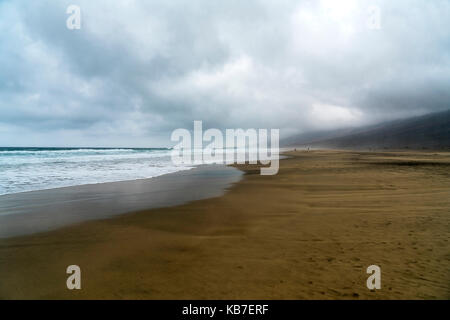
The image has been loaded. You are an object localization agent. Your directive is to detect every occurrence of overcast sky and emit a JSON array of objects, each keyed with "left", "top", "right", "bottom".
[{"left": 0, "top": 0, "right": 449, "bottom": 147}]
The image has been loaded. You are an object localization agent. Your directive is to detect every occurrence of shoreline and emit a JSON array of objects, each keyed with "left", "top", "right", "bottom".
[
  {"left": 0, "top": 150, "right": 449, "bottom": 299},
  {"left": 0, "top": 164, "right": 242, "bottom": 239}
]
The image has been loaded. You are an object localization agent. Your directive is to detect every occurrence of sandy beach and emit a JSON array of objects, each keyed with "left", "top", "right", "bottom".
[{"left": 0, "top": 150, "right": 449, "bottom": 299}]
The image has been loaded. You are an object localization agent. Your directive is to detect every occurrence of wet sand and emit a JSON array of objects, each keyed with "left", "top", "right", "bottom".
[
  {"left": 0, "top": 165, "right": 242, "bottom": 238},
  {"left": 0, "top": 150, "right": 449, "bottom": 299}
]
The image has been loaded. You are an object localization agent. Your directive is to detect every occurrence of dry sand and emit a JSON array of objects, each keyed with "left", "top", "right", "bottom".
[{"left": 0, "top": 150, "right": 449, "bottom": 299}]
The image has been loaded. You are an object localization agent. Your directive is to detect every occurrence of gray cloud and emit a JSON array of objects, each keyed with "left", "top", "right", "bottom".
[{"left": 0, "top": 0, "right": 449, "bottom": 147}]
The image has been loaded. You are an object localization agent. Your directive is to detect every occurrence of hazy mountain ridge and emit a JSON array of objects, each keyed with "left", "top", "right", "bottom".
[{"left": 284, "top": 109, "right": 450, "bottom": 150}]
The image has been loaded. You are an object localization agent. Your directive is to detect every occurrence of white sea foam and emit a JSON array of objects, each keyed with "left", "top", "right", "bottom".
[{"left": 0, "top": 148, "right": 193, "bottom": 195}]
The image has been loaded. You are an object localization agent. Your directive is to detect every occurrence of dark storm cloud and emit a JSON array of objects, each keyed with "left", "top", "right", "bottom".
[{"left": 0, "top": 0, "right": 449, "bottom": 146}]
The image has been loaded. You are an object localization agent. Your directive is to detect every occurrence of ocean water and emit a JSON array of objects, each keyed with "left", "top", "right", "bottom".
[{"left": 0, "top": 147, "right": 193, "bottom": 196}]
